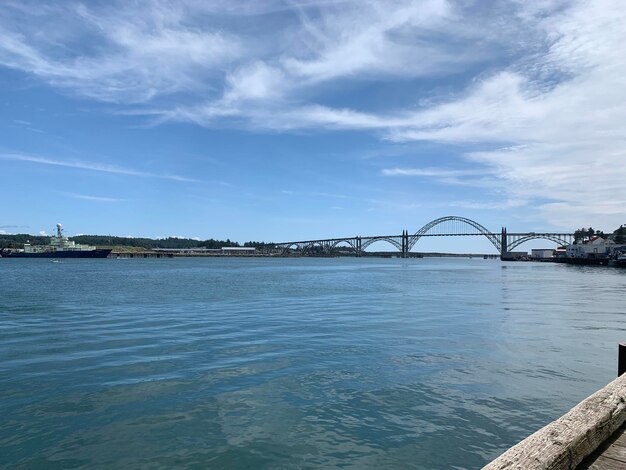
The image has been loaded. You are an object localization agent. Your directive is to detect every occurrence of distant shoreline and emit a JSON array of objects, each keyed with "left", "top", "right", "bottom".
[{"left": 108, "top": 251, "right": 501, "bottom": 259}]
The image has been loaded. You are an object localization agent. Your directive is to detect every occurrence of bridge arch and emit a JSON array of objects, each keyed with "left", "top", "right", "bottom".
[
  {"left": 507, "top": 234, "right": 570, "bottom": 251},
  {"left": 361, "top": 237, "right": 402, "bottom": 252},
  {"left": 301, "top": 241, "right": 331, "bottom": 253},
  {"left": 409, "top": 216, "right": 501, "bottom": 251},
  {"left": 279, "top": 242, "right": 302, "bottom": 251},
  {"left": 277, "top": 243, "right": 301, "bottom": 254},
  {"left": 331, "top": 239, "right": 356, "bottom": 249}
]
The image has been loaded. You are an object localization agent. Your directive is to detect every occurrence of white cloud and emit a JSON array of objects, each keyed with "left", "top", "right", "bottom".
[
  {"left": 0, "top": 1, "right": 512, "bottom": 112},
  {"left": 382, "top": 167, "right": 487, "bottom": 177},
  {"left": 381, "top": 166, "right": 501, "bottom": 189},
  {"left": 447, "top": 199, "right": 528, "bottom": 210},
  {"left": 0, "top": 2, "right": 241, "bottom": 103},
  {"left": 224, "top": 62, "right": 287, "bottom": 103},
  {"left": 263, "top": 0, "right": 626, "bottom": 229},
  {"left": 281, "top": 0, "right": 457, "bottom": 81},
  {"left": 429, "top": 1, "right": 626, "bottom": 229},
  {"left": 0, "top": 153, "right": 195, "bottom": 182},
  {"left": 143, "top": 0, "right": 536, "bottom": 129},
  {"left": 1, "top": 0, "right": 626, "bottom": 229},
  {"left": 63, "top": 192, "right": 124, "bottom": 203}
]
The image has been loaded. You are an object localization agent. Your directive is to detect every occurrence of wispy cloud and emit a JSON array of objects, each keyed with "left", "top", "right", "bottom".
[
  {"left": 381, "top": 167, "right": 500, "bottom": 188},
  {"left": 1, "top": 0, "right": 626, "bottom": 229},
  {"left": 0, "top": 153, "right": 195, "bottom": 182},
  {"left": 243, "top": 0, "right": 626, "bottom": 229},
  {"left": 0, "top": 1, "right": 507, "bottom": 111},
  {"left": 382, "top": 167, "right": 487, "bottom": 177},
  {"left": 12, "top": 118, "right": 44, "bottom": 133},
  {"left": 281, "top": 0, "right": 459, "bottom": 82},
  {"left": 62, "top": 192, "right": 124, "bottom": 203},
  {"left": 0, "top": 2, "right": 241, "bottom": 103},
  {"left": 447, "top": 199, "right": 528, "bottom": 210}
]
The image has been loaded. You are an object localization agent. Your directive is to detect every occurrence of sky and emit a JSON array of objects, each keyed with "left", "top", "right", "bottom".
[{"left": 1, "top": 0, "right": 625, "bottom": 252}]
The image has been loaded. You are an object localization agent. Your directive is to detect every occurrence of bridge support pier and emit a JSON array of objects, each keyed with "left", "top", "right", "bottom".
[
  {"left": 500, "top": 227, "right": 508, "bottom": 260},
  {"left": 401, "top": 230, "right": 409, "bottom": 258},
  {"left": 356, "top": 237, "right": 362, "bottom": 257}
]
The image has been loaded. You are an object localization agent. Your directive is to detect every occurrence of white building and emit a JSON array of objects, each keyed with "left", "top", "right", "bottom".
[
  {"left": 221, "top": 247, "right": 256, "bottom": 255},
  {"left": 531, "top": 249, "right": 555, "bottom": 259},
  {"left": 566, "top": 237, "right": 615, "bottom": 259}
]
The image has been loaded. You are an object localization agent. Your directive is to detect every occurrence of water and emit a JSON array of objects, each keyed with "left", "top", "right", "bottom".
[{"left": 1, "top": 257, "right": 625, "bottom": 469}]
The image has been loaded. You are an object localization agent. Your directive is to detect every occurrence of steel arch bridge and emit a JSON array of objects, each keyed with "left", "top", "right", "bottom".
[
  {"left": 264, "top": 215, "right": 574, "bottom": 258},
  {"left": 408, "top": 216, "right": 502, "bottom": 251}
]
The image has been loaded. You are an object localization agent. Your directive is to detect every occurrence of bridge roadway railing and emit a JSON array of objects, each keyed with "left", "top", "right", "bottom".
[
  {"left": 267, "top": 235, "right": 401, "bottom": 255},
  {"left": 262, "top": 232, "right": 574, "bottom": 257},
  {"left": 506, "top": 233, "right": 574, "bottom": 251},
  {"left": 260, "top": 216, "right": 574, "bottom": 257}
]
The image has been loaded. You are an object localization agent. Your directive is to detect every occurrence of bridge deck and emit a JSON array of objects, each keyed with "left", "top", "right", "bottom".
[
  {"left": 267, "top": 217, "right": 574, "bottom": 257},
  {"left": 273, "top": 232, "right": 571, "bottom": 245},
  {"left": 578, "top": 424, "right": 626, "bottom": 469}
]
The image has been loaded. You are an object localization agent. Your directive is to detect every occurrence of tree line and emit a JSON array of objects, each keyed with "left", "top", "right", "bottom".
[
  {"left": 574, "top": 225, "right": 625, "bottom": 244},
  {"left": 0, "top": 234, "right": 50, "bottom": 249},
  {"left": 0, "top": 233, "right": 274, "bottom": 250},
  {"left": 4, "top": 224, "right": 624, "bottom": 250}
]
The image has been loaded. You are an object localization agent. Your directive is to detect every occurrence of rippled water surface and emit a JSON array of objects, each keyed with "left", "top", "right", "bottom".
[{"left": 1, "top": 257, "right": 625, "bottom": 468}]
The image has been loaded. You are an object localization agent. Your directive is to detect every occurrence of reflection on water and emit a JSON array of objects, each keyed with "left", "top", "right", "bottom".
[{"left": 1, "top": 258, "right": 625, "bottom": 468}]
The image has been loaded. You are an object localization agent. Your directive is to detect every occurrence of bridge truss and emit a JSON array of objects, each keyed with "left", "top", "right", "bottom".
[{"left": 264, "top": 216, "right": 574, "bottom": 258}]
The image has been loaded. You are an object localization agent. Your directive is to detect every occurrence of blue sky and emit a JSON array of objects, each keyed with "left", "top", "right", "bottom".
[{"left": 1, "top": 0, "right": 625, "bottom": 251}]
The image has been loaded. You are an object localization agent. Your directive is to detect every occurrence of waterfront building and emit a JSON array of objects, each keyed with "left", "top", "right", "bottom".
[
  {"left": 531, "top": 249, "right": 555, "bottom": 259},
  {"left": 566, "top": 236, "right": 615, "bottom": 259},
  {"left": 220, "top": 247, "right": 256, "bottom": 255},
  {"left": 151, "top": 247, "right": 257, "bottom": 256}
]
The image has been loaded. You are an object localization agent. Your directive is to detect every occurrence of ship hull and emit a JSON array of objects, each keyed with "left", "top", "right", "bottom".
[{"left": 1, "top": 249, "right": 111, "bottom": 259}]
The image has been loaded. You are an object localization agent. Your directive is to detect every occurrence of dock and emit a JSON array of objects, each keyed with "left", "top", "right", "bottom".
[
  {"left": 578, "top": 424, "right": 626, "bottom": 469},
  {"left": 484, "top": 345, "right": 626, "bottom": 470},
  {"left": 110, "top": 247, "right": 263, "bottom": 258}
]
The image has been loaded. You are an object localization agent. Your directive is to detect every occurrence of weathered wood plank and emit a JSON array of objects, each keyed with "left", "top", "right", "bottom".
[
  {"left": 484, "top": 374, "right": 626, "bottom": 470},
  {"left": 584, "top": 455, "right": 626, "bottom": 470},
  {"left": 612, "top": 428, "right": 626, "bottom": 449},
  {"left": 601, "top": 443, "right": 626, "bottom": 463},
  {"left": 577, "top": 426, "right": 626, "bottom": 469}
]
